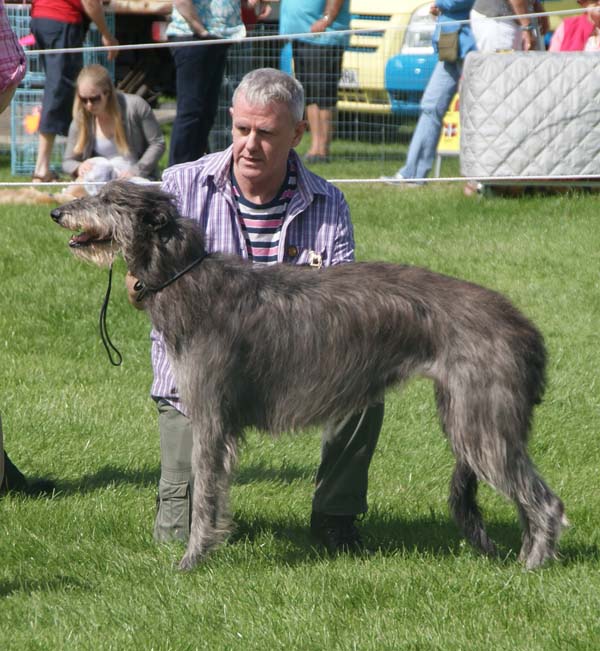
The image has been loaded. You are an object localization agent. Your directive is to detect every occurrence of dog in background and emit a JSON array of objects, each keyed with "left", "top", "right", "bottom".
[{"left": 50, "top": 181, "right": 567, "bottom": 571}]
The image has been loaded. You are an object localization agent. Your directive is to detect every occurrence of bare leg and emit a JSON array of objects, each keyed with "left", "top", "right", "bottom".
[
  {"left": 305, "top": 105, "right": 333, "bottom": 158},
  {"left": 0, "top": 83, "right": 18, "bottom": 116},
  {"left": 33, "top": 132, "right": 56, "bottom": 180}
]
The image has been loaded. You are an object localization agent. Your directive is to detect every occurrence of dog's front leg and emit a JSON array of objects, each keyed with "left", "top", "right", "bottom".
[{"left": 179, "top": 416, "right": 237, "bottom": 571}]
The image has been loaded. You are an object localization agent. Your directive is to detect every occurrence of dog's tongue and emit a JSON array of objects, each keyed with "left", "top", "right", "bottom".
[{"left": 69, "top": 232, "right": 93, "bottom": 247}]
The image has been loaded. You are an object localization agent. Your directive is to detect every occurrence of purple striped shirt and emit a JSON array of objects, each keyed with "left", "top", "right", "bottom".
[
  {"left": 151, "top": 146, "right": 355, "bottom": 411},
  {"left": 0, "top": 1, "right": 26, "bottom": 93}
]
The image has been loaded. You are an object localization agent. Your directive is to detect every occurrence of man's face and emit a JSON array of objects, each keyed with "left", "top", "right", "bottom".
[{"left": 230, "top": 92, "right": 305, "bottom": 185}]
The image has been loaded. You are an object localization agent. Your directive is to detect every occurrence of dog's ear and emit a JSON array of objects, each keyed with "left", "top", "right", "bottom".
[
  {"left": 101, "top": 181, "right": 177, "bottom": 238},
  {"left": 140, "top": 188, "right": 178, "bottom": 236}
]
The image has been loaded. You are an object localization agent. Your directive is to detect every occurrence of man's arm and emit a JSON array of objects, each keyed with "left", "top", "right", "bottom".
[
  {"left": 173, "top": 0, "right": 210, "bottom": 37},
  {"left": 532, "top": 0, "right": 549, "bottom": 35},
  {"left": 330, "top": 191, "right": 355, "bottom": 265},
  {"left": 508, "top": 0, "right": 537, "bottom": 50},
  {"left": 311, "top": 0, "right": 346, "bottom": 32},
  {"left": 81, "top": 0, "right": 119, "bottom": 60},
  {"left": 245, "top": 0, "right": 272, "bottom": 21}
]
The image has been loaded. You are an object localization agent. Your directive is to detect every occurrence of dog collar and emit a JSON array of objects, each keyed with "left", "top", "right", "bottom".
[{"left": 134, "top": 252, "right": 210, "bottom": 303}]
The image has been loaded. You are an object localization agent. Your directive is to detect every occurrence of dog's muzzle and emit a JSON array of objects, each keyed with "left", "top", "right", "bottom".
[
  {"left": 51, "top": 206, "right": 112, "bottom": 249},
  {"left": 50, "top": 207, "right": 63, "bottom": 223}
]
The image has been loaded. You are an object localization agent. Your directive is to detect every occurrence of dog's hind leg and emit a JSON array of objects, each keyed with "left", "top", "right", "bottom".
[
  {"left": 461, "top": 439, "right": 565, "bottom": 569},
  {"left": 507, "top": 459, "right": 566, "bottom": 570},
  {"left": 448, "top": 461, "right": 498, "bottom": 557},
  {"left": 516, "top": 503, "right": 534, "bottom": 563},
  {"left": 178, "top": 419, "right": 238, "bottom": 571},
  {"left": 436, "top": 384, "right": 498, "bottom": 557}
]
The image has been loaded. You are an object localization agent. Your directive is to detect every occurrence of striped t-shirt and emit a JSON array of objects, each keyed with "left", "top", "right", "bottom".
[
  {"left": 152, "top": 146, "right": 355, "bottom": 409},
  {"left": 232, "top": 163, "right": 297, "bottom": 265}
]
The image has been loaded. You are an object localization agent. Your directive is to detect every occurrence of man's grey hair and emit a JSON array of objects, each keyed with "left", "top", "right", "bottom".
[{"left": 232, "top": 68, "right": 305, "bottom": 123}]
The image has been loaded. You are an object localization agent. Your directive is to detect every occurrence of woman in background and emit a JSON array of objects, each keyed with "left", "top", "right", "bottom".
[
  {"left": 549, "top": 0, "right": 600, "bottom": 51},
  {"left": 62, "top": 64, "right": 165, "bottom": 193}
]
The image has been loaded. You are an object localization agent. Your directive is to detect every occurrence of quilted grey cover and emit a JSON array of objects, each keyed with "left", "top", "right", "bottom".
[{"left": 460, "top": 52, "right": 600, "bottom": 179}]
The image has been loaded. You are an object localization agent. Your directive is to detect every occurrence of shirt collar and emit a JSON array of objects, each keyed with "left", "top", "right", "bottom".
[{"left": 209, "top": 146, "right": 330, "bottom": 205}]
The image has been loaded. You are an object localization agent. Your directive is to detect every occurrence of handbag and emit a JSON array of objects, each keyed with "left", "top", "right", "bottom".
[{"left": 437, "top": 30, "right": 459, "bottom": 63}]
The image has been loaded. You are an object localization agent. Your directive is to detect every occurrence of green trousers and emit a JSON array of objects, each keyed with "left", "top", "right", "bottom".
[
  {"left": 153, "top": 399, "right": 194, "bottom": 542},
  {"left": 153, "top": 399, "right": 384, "bottom": 542}
]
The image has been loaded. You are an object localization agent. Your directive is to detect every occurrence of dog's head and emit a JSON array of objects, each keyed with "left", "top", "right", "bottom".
[{"left": 50, "top": 180, "right": 180, "bottom": 269}]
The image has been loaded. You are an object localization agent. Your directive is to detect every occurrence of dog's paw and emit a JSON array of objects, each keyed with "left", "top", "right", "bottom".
[
  {"left": 178, "top": 551, "right": 203, "bottom": 572},
  {"left": 523, "top": 546, "right": 558, "bottom": 571}
]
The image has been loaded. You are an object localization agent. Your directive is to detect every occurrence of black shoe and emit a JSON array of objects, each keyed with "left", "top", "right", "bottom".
[
  {"left": 310, "top": 512, "right": 364, "bottom": 554},
  {"left": 0, "top": 452, "right": 55, "bottom": 496}
]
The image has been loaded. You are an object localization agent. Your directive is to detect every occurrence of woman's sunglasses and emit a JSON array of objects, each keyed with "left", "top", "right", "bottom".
[{"left": 79, "top": 93, "right": 103, "bottom": 105}]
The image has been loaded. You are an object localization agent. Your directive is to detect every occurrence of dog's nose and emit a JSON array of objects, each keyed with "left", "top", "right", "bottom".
[{"left": 50, "top": 208, "right": 62, "bottom": 222}]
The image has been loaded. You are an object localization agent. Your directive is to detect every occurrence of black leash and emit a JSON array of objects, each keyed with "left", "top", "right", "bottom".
[
  {"left": 133, "top": 252, "right": 209, "bottom": 303},
  {"left": 99, "top": 263, "right": 123, "bottom": 367},
  {"left": 98, "top": 252, "right": 209, "bottom": 365}
]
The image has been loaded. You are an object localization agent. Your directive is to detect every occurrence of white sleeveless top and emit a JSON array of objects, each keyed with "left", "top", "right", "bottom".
[{"left": 94, "top": 133, "right": 119, "bottom": 158}]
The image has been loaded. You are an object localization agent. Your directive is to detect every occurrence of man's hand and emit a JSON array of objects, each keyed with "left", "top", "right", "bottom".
[
  {"left": 81, "top": 0, "right": 119, "bottom": 60},
  {"left": 125, "top": 272, "right": 145, "bottom": 309},
  {"left": 173, "top": 0, "right": 209, "bottom": 37},
  {"left": 246, "top": 0, "right": 272, "bottom": 20},
  {"left": 310, "top": 15, "right": 330, "bottom": 32},
  {"left": 102, "top": 34, "right": 120, "bottom": 61},
  {"left": 521, "top": 28, "right": 536, "bottom": 51}
]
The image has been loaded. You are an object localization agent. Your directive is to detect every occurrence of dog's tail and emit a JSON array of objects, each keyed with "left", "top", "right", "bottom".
[{"left": 524, "top": 322, "right": 547, "bottom": 407}]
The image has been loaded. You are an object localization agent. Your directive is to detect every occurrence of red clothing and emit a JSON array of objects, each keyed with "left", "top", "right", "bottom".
[
  {"left": 557, "top": 13, "right": 596, "bottom": 51},
  {"left": 31, "top": 0, "right": 85, "bottom": 24},
  {"left": 241, "top": 1, "right": 258, "bottom": 30}
]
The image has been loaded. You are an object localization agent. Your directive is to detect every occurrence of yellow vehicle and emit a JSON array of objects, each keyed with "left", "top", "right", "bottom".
[{"left": 338, "top": 0, "right": 438, "bottom": 116}]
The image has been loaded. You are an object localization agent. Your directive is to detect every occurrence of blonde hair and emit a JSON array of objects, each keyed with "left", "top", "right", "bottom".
[{"left": 72, "top": 64, "right": 129, "bottom": 157}]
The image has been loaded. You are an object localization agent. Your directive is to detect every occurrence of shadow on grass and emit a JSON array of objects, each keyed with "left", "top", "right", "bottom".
[
  {"left": 229, "top": 512, "right": 509, "bottom": 563},
  {"left": 0, "top": 575, "right": 93, "bottom": 598},
  {"left": 28, "top": 465, "right": 161, "bottom": 497},
  {"left": 16, "top": 463, "right": 596, "bottom": 568},
  {"left": 236, "top": 458, "right": 314, "bottom": 485},
  {"left": 229, "top": 512, "right": 599, "bottom": 567},
  {"left": 25, "top": 458, "right": 315, "bottom": 497}
]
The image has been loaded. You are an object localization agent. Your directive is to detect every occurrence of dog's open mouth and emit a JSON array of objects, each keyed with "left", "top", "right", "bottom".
[{"left": 69, "top": 230, "right": 112, "bottom": 248}]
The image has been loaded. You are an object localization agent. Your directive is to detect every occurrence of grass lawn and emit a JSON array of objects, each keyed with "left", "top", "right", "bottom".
[{"left": 0, "top": 149, "right": 599, "bottom": 649}]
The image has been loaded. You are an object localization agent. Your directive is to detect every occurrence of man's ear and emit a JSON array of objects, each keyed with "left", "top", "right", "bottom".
[{"left": 291, "top": 119, "right": 307, "bottom": 148}]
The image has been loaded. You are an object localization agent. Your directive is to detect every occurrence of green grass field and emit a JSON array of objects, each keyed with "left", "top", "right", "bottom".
[{"left": 1, "top": 156, "right": 599, "bottom": 649}]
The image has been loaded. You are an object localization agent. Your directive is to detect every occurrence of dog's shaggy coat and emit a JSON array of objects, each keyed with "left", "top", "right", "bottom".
[{"left": 51, "top": 181, "right": 566, "bottom": 571}]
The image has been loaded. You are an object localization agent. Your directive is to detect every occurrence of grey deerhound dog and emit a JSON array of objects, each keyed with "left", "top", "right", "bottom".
[{"left": 51, "top": 181, "right": 566, "bottom": 571}]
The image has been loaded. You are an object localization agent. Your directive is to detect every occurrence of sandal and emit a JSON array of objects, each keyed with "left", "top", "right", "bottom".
[{"left": 31, "top": 170, "right": 59, "bottom": 183}]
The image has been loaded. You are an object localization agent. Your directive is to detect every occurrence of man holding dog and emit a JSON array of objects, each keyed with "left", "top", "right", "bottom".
[{"left": 128, "top": 67, "right": 384, "bottom": 553}]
